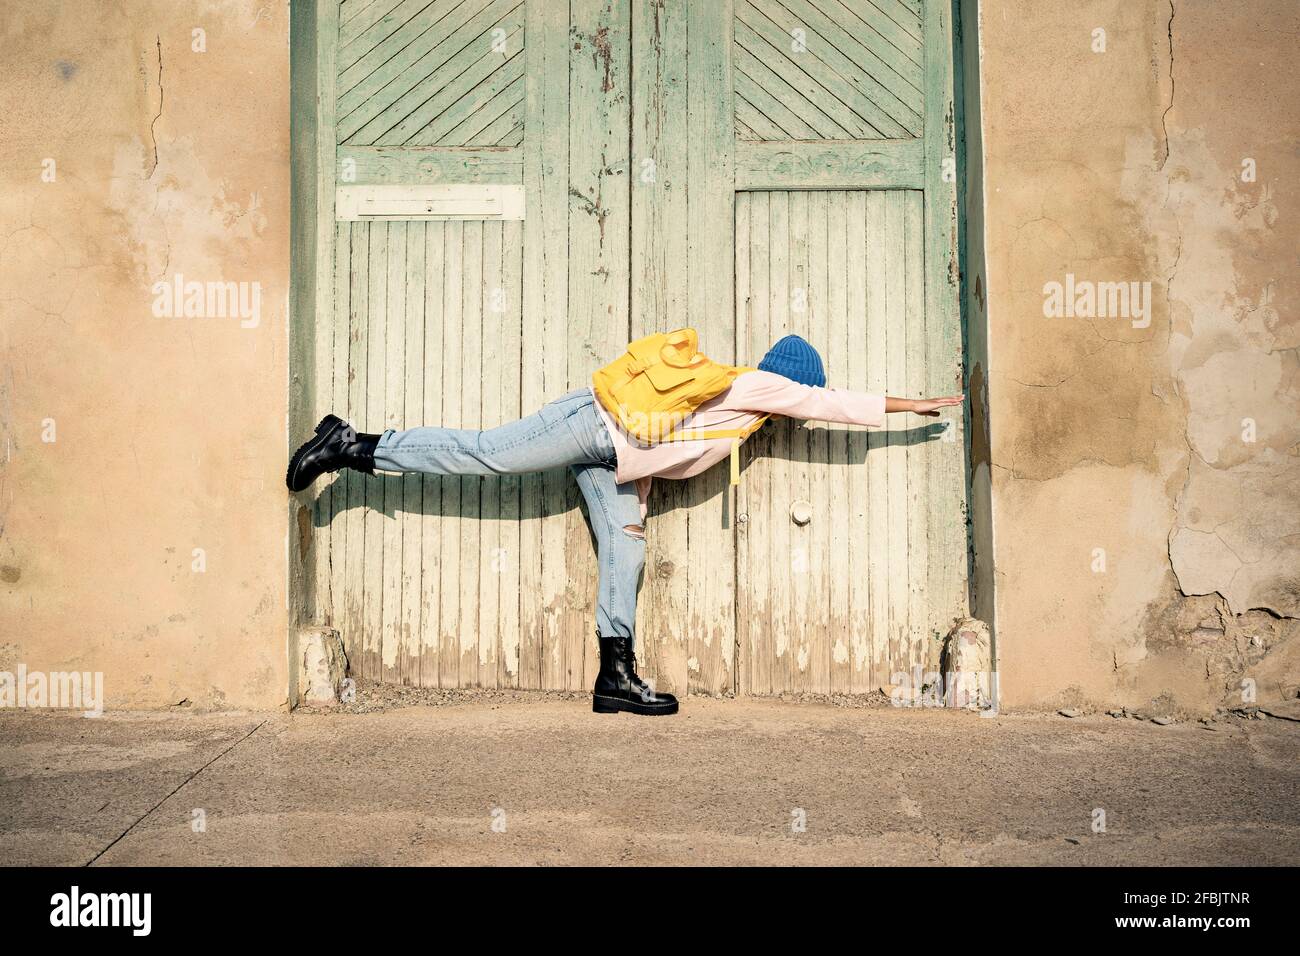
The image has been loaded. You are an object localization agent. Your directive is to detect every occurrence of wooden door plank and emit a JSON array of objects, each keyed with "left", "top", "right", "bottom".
[
  {"left": 735, "top": 89, "right": 805, "bottom": 141},
  {"left": 311, "top": 1, "right": 343, "bottom": 636},
  {"left": 381, "top": 221, "right": 408, "bottom": 684},
  {"left": 686, "top": 0, "right": 739, "bottom": 696},
  {"left": 343, "top": 224, "right": 370, "bottom": 678},
  {"left": 631, "top": 0, "right": 689, "bottom": 696},
  {"left": 863, "top": 190, "right": 889, "bottom": 691},
  {"left": 339, "top": 0, "right": 408, "bottom": 50},
  {"left": 787, "top": 190, "right": 814, "bottom": 694},
  {"left": 735, "top": 192, "right": 926, "bottom": 697},
  {"left": 521, "top": 0, "right": 570, "bottom": 691},
  {"left": 806, "top": 189, "right": 831, "bottom": 695},
  {"left": 923, "top": 0, "right": 969, "bottom": 652},
  {"left": 499, "top": 124, "right": 524, "bottom": 147},
  {"left": 766, "top": 191, "right": 795, "bottom": 692},
  {"left": 895, "top": 0, "right": 923, "bottom": 29},
  {"left": 840, "top": 0, "right": 923, "bottom": 45},
  {"left": 328, "top": 221, "right": 351, "bottom": 635},
  {"left": 518, "top": 0, "right": 544, "bottom": 689},
  {"left": 438, "top": 221, "right": 464, "bottom": 687},
  {"left": 477, "top": 221, "right": 503, "bottom": 688},
  {"left": 498, "top": 219, "right": 524, "bottom": 687},
  {"left": 735, "top": 113, "right": 764, "bottom": 141},
  {"left": 399, "top": 221, "right": 426, "bottom": 686},
  {"left": 903, "top": 189, "right": 928, "bottom": 675},
  {"left": 745, "top": 192, "right": 773, "bottom": 695},
  {"left": 844, "top": 190, "right": 871, "bottom": 692},
  {"left": 341, "top": 0, "right": 385, "bottom": 28},
  {"left": 825, "top": 191, "right": 852, "bottom": 694},
  {"left": 569, "top": 0, "right": 631, "bottom": 690},
  {"left": 361, "top": 221, "right": 389, "bottom": 680},
  {"left": 734, "top": 192, "right": 755, "bottom": 696},
  {"left": 419, "top": 222, "right": 446, "bottom": 687},
  {"left": 883, "top": 190, "right": 910, "bottom": 683},
  {"left": 459, "top": 220, "right": 484, "bottom": 686},
  {"left": 439, "top": 75, "right": 525, "bottom": 146}
]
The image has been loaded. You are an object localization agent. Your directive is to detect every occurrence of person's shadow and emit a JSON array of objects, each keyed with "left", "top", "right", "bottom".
[{"left": 308, "top": 418, "right": 951, "bottom": 528}]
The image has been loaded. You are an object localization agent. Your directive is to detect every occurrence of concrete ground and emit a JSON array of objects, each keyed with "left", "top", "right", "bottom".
[{"left": 2, "top": 689, "right": 1298, "bottom": 866}]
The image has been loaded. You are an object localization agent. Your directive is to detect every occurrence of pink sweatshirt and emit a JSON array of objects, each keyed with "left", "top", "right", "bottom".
[{"left": 590, "top": 370, "right": 887, "bottom": 520}]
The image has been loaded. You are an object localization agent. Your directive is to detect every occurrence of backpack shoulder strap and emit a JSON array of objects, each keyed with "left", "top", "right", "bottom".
[{"left": 679, "top": 415, "right": 770, "bottom": 487}]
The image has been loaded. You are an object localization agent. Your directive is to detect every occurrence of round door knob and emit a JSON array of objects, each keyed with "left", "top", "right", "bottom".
[{"left": 791, "top": 500, "right": 812, "bottom": 525}]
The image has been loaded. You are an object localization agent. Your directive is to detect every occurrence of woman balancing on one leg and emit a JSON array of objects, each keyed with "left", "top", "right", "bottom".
[{"left": 287, "top": 330, "right": 965, "bottom": 717}]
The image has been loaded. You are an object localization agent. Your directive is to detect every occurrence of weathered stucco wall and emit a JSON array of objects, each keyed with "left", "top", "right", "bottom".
[
  {"left": 977, "top": 0, "right": 1299, "bottom": 712},
  {"left": 0, "top": 2, "right": 290, "bottom": 709}
]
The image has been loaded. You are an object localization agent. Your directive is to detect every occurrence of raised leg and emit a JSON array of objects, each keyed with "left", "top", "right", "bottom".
[{"left": 373, "top": 387, "right": 616, "bottom": 476}]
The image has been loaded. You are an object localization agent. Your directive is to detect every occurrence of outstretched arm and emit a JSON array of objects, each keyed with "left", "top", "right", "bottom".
[
  {"left": 722, "top": 370, "right": 965, "bottom": 427},
  {"left": 885, "top": 395, "right": 966, "bottom": 417}
]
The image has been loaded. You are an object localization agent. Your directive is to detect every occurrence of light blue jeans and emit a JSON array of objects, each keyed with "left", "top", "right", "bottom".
[{"left": 373, "top": 388, "right": 644, "bottom": 642}]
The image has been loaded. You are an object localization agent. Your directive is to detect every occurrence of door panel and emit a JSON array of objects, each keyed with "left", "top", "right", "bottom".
[
  {"left": 323, "top": 219, "right": 524, "bottom": 687},
  {"left": 735, "top": 189, "right": 951, "bottom": 695},
  {"left": 315, "top": 0, "right": 619, "bottom": 692},
  {"left": 308, "top": 0, "right": 968, "bottom": 695},
  {"left": 731, "top": 0, "right": 967, "bottom": 693}
]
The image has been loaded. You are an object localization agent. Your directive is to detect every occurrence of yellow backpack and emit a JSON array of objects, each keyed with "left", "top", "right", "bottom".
[{"left": 591, "top": 328, "right": 768, "bottom": 485}]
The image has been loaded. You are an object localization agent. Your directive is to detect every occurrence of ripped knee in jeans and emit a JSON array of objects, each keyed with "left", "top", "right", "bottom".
[{"left": 622, "top": 524, "right": 645, "bottom": 540}]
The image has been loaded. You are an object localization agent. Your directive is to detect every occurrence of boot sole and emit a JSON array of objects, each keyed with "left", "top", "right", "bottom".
[
  {"left": 592, "top": 693, "right": 679, "bottom": 716},
  {"left": 286, "top": 415, "right": 345, "bottom": 493}
]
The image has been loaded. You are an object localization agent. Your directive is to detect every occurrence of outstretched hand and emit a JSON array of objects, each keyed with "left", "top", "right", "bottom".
[{"left": 909, "top": 395, "right": 965, "bottom": 417}]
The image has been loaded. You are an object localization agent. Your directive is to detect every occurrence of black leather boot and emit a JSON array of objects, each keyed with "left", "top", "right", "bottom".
[
  {"left": 286, "top": 415, "right": 381, "bottom": 492},
  {"left": 592, "top": 634, "right": 679, "bottom": 716}
]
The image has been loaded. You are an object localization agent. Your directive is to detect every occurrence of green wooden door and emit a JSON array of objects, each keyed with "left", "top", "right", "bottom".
[{"left": 306, "top": 0, "right": 967, "bottom": 696}]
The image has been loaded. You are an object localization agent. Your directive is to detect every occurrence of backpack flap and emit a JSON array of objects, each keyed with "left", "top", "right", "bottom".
[{"left": 642, "top": 360, "right": 699, "bottom": 393}]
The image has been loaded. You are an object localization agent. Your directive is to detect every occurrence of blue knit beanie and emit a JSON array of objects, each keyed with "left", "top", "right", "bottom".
[{"left": 758, "top": 334, "right": 826, "bottom": 387}]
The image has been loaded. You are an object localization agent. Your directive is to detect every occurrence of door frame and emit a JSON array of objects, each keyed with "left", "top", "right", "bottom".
[{"left": 288, "top": 0, "right": 335, "bottom": 708}]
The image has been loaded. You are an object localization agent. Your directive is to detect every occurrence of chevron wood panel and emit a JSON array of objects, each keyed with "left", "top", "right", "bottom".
[
  {"left": 336, "top": 0, "right": 525, "bottom": 147},
  {"left": 734, "top": 0, "right": 924, "bottom": 141}
]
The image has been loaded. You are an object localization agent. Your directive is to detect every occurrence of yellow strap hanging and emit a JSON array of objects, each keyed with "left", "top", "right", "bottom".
[{"left": 730, "top": 438, "right": 741, "bottom": 486}]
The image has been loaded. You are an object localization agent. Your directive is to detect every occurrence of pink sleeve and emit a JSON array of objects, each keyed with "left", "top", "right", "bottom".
[
  {"left": 722, "top": 370, "right": 886, "bottom": 427},
  {"left": 635, "top": 476, "right": 652, "bottom": 522}
]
